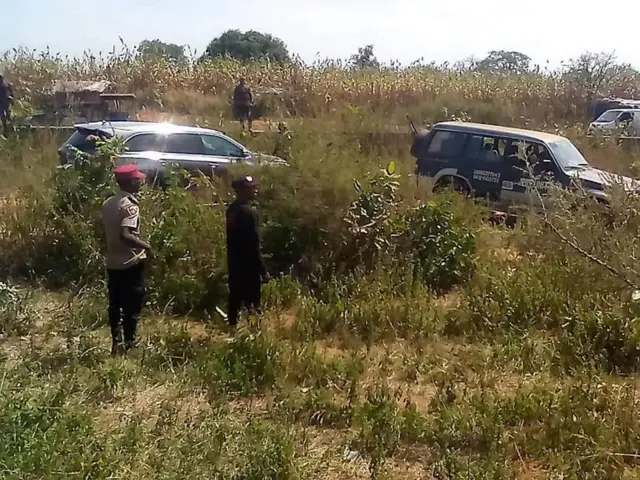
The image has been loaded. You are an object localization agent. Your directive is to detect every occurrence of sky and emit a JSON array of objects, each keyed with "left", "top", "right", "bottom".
[{"left": 2, "top": 0, "right": 639, "bottom": 69}]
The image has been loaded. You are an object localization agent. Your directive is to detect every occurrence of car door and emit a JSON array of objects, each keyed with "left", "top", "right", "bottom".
[
  {"left": 118, "top": 132, "right": 167, "bottom": 182},
  {"left": 199, "top": 133, "right": 248, "bottom": 174},
  {"left": 460, "top": 134, "right": 505, "bottom": 202},
  {"left": 419, "top": 129, "right": 468, "bottom": 180},
  {"left": 162, "top": 133, "right": 215, "bottom": 175},
  {"left": 499, "top": 140, "right": 556, "bottom": 211},
  {"left": 616, "top": 111, "right": 634, "bottom": 135}
]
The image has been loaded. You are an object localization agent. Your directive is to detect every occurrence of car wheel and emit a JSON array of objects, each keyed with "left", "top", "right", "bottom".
[{"left": 433, "top": 176, "right": 471, "bottom": 197}]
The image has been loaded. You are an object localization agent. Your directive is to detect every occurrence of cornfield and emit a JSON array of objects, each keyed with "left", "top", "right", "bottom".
[{"left": 3, "top": 46, "right": 640, "bottom": 126}]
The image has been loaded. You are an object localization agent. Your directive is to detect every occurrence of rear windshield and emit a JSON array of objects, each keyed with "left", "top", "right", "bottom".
[{"left": 66, "top": 129, "right": 110, "bottom": 154}]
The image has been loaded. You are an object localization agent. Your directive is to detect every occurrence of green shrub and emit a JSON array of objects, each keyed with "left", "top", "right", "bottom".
[
  {"left": 0, "top": 282, "right": 34, "bottom": 336},
  {"left": 401, "top": 199, "right": 477, "bottom": 291}
]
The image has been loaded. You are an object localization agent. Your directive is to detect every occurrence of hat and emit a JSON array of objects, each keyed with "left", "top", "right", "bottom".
[
  {"left": 113, "top": 163, "right": 145, "bottom": 180},
  {"left": 231, "top": 175, "right": 256, "bottom": 190}
]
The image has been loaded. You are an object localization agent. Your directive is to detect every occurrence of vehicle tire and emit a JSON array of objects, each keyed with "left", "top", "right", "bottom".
[{"left": 433, "top": 176, "right": 471, "bottom": 197}]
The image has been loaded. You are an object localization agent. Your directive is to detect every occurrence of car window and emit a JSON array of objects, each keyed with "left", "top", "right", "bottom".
[
  {"left": 200, "top": 134, "right": 244, "bottom": 157},
  {"left": 66, "top": 129, "right": 108, "bottom": 154},
  {"left": 125, "top": 133, "right": 165, "bottom": 152},
  {"left": 596, "top": 110, "right": 620, "bottom": 122},
  {"left": 427, "top": 131, "right": 467, "bottom": 158},
  {"left": 165, "top": 133, "right": 205, "bottom": 155},
  {"left": 618, "top": 112, "right": 634, "bottom": 122},
  {"left": 463, "top": 135, "right": 503, "bottom": 163}
]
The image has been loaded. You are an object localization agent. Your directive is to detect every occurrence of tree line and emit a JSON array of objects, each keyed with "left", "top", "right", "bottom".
[{"left": 136, "top": 29, "right": 638, "bottom": 84}]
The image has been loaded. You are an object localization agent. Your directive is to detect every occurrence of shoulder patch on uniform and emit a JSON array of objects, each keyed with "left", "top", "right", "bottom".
[{"left": 125, "top": 204, "right": 139, "bottom": 217}]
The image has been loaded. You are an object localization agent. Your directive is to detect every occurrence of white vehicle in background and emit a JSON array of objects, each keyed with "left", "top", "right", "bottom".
[
  {"left": 58, "top": 121, "right": 288, "bottom": 184},
  {"left": 588, "top": 109, "right": 640, "bottom": 138}
]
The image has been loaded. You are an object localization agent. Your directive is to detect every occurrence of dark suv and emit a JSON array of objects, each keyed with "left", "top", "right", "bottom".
[{"left": 410, "top": 121, "right": 638, "bottom": 209}]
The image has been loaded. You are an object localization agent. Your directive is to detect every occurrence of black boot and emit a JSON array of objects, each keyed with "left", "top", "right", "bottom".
[{"left": 111, "top": 338, "right": 124, "bottom": 356}]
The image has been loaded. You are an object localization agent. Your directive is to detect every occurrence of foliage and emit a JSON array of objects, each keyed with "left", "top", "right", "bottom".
[
  {"left": 0, "top": 282, "right": 33, "bottom": 336},
  {"left": 3, "top": 45, "right": 640, "bottom": 479},
  {"left": 342, "top": 163, "right": 401, "bottom": 268},
  {"left": 402, "top": 200, "right": 476, "bottom": 291},
  {"left": 137, "top": 39, "right": 188, "bottom": 64},
  {"left": 342, "top": 163, "right": 476, "bottom": 290},
  {"left": 476, "top": 49, "right": 532, "bottom": 75},
  {"left": 562, "top": 51, "right": 638, "bottom": 97},
  {"left": 350, "top": 45, "right": 380, "bottom": 69},
  {"left": 52, "top": 135, "right": 123, "bottom": 215},
  {"left": 203, "top": 29, "right": 290, "bottom": 64},
  {"left": 2, "top": 46, "right": 640, "bottom": 125}
]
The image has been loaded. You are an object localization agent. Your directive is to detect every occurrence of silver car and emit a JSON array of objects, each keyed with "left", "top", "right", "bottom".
[
  {"left": 58, "top": 121, "right": 287, "bottom": 179},
  {"left": 588, "top": 109, "right": 640, "bottom": 138}
]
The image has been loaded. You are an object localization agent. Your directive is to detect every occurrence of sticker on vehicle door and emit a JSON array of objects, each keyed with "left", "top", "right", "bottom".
[
  {"left": 472, "top": 170, "right": 500, "bottom": 183},
  {"left": 517, "top": 178, "right": 553, "bottom": 191}
]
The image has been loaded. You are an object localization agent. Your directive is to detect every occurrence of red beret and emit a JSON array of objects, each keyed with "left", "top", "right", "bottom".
[{"left": 113, "top": 163, "right": 145, "bottom": 179}]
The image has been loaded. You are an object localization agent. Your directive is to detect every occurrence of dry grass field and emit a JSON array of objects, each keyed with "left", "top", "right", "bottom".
[{"left": 2, "top": 50, "right": 640, "bottom": 479}]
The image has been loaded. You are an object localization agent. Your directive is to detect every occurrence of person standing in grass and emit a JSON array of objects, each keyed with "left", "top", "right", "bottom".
[
  {"left": 273, "top": 121, "right": 293, "bottom": 162},
  {"left": 232, "top": 78, "right": 253, "bottom": 133},
  {"left": 0, "top": 75, "right": 14, "bottom": 132},
  {"left": 225, "top": 175, "right": 269, "bottom": 332},
  {"left": 102, "top": 164, "right": 152, "bottom": 355}
]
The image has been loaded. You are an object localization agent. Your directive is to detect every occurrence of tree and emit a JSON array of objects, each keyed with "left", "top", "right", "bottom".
[
  {"left": 203, "top": 30, "right": 290, "bottom": 63},
  {"left": 476, "top": 50, "right": 531, "bottom": 74},
  {"left": 350, "top": 45, "right": 380, "bottom": 69},
  {"left": 454, "top": 55, "right": 481, "bottom": 72},
  {"left": 562, "top": 51, "right": 637, "bottom": 96},
  {"left": 137, "top": 39, "right": 187, "bottom": 63}
]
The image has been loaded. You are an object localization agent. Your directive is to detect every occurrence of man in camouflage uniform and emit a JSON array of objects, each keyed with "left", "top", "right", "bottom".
[{"left": 102, "top": 164, "right": 152, "bottom": 355}]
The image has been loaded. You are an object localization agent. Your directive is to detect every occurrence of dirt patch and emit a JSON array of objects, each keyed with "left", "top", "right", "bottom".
[
  {"left": 227, "top": 395, "right": 274, "bottom": 416},
  {"left": 302, "top": 428, "right": 432, "bottom": 479},
  {"left": 96, "top": 383, "right": 210, "bottom": 430},
  {"left": 516, "top": 461, "right": 548, "bottom": 479},
  {"left": 433, "top": 291, "right": 461, "bottom": 310},
  {"left": 314, "top": 339, "right": 349, "bottom": 360}
]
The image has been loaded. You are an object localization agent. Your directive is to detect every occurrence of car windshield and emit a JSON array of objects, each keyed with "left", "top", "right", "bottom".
[
  {"left": 595, "top": 110, "right": 620, "bottom": 122},
  {"left": 548, "top": 138, "right": 590, "bottom": 169}
]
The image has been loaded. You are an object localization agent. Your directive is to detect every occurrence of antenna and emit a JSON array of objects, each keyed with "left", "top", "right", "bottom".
[{"left": 406, "top": 114, "right": 418, "bottom": 137}]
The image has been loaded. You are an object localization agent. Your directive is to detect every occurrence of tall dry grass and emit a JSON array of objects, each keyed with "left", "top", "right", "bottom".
[{"left": 3, "top": 46, "right": 640, "bottom": 129}]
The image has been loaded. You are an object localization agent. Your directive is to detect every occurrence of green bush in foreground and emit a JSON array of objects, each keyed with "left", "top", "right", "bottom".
[{"left": 0, "top": 137, "right": 478, "bottom": 317}]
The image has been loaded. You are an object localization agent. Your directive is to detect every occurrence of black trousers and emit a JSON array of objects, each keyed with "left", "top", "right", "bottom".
[
  {"left": 107, "top": 262, "right": 145, "bottom": 345},
  {"left": 233, "top": 104, "right": 251, "bottom": 122},
  {"left": 0, "top": 107, "right": 10, "bottom": 129},
  {"left": 228, "top": 273, "right": 261, "bottom": 326}
]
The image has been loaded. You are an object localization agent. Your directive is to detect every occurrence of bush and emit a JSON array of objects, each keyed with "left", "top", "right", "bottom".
[
  {"left": 0, "top": 282, "right": 34, "bottom": 336},
  {"left": 401, "top": 200, "right": 477, "bottom": 291}
]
